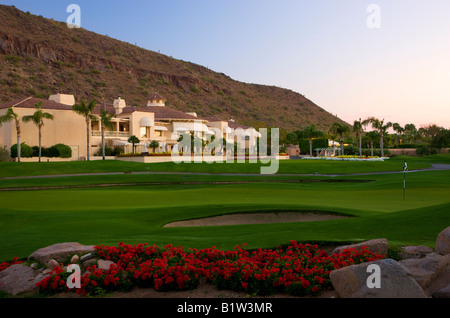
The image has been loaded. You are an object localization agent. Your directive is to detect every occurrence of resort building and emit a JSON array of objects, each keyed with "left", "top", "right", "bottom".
[{"left": 0, "top": 93, "right": 261, "bottom": 160}]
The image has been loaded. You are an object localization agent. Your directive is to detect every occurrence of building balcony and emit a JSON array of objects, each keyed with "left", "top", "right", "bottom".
[{"left": 91, "top": 131, "right": 130, "bottom": 138}]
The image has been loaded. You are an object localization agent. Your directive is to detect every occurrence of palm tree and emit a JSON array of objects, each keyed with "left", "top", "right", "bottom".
[
  {"left": 302, "top": 124, "right": 323, "bottom": 157},
  {"left": 22, "top": 102, "right": 54, "bottom": 162},
  {"left": 404, "top": 123, "right": 417, "bottom": 143},
  {"left": 100, "top": 109, "right": 114, "bottom": 160},
  {"left": 392, "top": 123, "right": 404, "bottom": 146},
  {"left": 364, "top": 130, "right": 380, "bottom": 156},
  {"left": 419, "top": 124, "right": 443, "bottom": 142},
  {"left": 72, "top": 100, "right": 97, "bottom": 161},
  {"left": 128, "top": 135, "right": 140, "bottom": 154},
  {"left": 149, "top": 140, "right": 159, "bottom": 153},
  {"left": 364, "top": 117, "right": 392, "bottom": 157},
  {"left": 329, "top": 122, "right": 350, "bottom": 155},
  {"left": 353, "top": 118, "right": 364, "bottom": 157},
  {"left": 0, "top": 106, "right": 24, "bottom": 162}
]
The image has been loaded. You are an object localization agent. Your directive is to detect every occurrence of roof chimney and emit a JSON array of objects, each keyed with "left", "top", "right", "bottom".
[
  {"left": 49, "top": 93, "right": 75, "bottom": 106},
  {"left": 113, "top": 97, "right": 126, "bottom": 114}
]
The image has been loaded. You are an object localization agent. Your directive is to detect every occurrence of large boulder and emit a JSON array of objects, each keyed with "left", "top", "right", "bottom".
[
  {"left": 399, "top": 253, "right": 450, "bottom": 289},
  {"left": 332, "top": 238, "right": 389, "bottom": 256},
  {"left": 330, "top": 258, "right": 427, "bottom": 298},
  {"left": 436, "top": 227, "right": 450, "bottom": 255},
  {"left": 0, "top": 264, "right": 48, "bottom": 296},
  {"left": 400, "top": 245, "right": 433, "bottom": 260},
  {"left": 28, "top": 242, "right": 95, "bottom": 265}
]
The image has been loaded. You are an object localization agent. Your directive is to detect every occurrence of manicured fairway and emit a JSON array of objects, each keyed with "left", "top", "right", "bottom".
[
  {"left": 0, "top": 155, "right": 449, "bottom": 261},
  {"left": 0, "top": 155, "right": 435, "bottom": 178}
]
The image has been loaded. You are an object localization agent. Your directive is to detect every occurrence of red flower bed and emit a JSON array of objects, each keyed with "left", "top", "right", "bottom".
[
  {"left": 35, "top": 241, "right": 385, "bottom": 297},
  {"left": 0, "top": 257, "right": 22, "bottom": 272}
]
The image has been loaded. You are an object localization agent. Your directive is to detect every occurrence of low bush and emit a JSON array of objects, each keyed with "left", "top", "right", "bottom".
[
  {"left": 53, "top": 144, "right": 72, "bottom": 158},
  {"left": 0, "top": 146, "right": 10, "bottom": 162},
  {"left": 394, "top": 143, "right": 422, "bottom": 149},
  {"left": 416, "top": 145, "right": 438, "bottom": 156},
  {"left": 361, "top": 149, "right": 390, "bottom": 157},
  {"left": 10, "top": 143, "right": 33, "bottom": 158},
  {"left": 94, "top": 146, "right": 122, "bottom": 157}
]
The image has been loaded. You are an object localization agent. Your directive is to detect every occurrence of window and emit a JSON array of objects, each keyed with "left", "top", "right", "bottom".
[{"left": 140, "top": 127, "right": 147, "bottom": 138}]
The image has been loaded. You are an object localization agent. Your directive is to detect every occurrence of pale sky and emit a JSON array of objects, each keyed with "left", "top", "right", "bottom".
[{"left": 2, "top": 0, "right": 450, "bottom": 128}]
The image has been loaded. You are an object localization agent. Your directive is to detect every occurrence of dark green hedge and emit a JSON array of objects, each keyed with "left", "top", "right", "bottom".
[
  {"left": 298, "top": 138, "right": 328, "bottom": 154},
  {"left": 10, "top": 143, "right": 33, "bottom": 158}
]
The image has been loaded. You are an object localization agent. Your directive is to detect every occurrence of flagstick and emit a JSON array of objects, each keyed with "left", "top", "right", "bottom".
[
  {"left": 403, "top": 161, "right": 407, "bottom": 201},
  {"left": 403, "top": 171, "right": 406, "bottom": 201}
]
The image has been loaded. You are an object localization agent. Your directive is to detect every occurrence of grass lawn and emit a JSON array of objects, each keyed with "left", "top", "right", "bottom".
[
  {"left": 0, "top": 154, "right": 449, "bottom": 261},
  {"left": 0, "top": 154, "right": 442, "bottom": 178}
]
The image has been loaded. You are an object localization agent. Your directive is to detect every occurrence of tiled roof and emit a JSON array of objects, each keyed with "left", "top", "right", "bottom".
[
  {"left": 121, "top": 106, "right": 207, "bottom": 121},
  {"left": 0, "top": 98, "right": 251, "bottom": 128},
  {"left": 227, "top": 120, "right": 250, "bottom": 129},
  {"left": 203, "top": 116, "right": 225, "bottom": 122},
  {"left": 0, "top": 97, "right": 73, "bottom": 110},
  {"left": 148, "top": 92, "right": 166, "bottom": 101}
]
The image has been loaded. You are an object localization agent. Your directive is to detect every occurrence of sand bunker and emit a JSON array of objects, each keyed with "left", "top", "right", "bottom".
[{"left": 164, "top": 212, "right": 348, "bottom": 228}]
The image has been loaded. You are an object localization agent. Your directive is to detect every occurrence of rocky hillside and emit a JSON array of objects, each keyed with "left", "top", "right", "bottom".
[{"left": 0, "top": 5, "right": 347, "bottom": 132}]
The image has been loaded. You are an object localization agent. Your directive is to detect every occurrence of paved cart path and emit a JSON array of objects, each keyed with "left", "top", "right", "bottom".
[{"left": 0, "top": 163, "right": 448, "bottom": 181}]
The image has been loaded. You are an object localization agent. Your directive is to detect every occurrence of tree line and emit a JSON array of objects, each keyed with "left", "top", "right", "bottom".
[{"left": 281, "top": 118, "right": 450, "bottom": 157}]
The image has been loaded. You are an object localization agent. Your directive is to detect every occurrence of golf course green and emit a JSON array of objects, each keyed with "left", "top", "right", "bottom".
[{"left": 0, "top": 154, "right": 449, "bottom": 262}]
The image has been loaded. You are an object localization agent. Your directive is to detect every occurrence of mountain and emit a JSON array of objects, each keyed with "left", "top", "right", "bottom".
[{"left": 0, "top": 5, "right": 348, "bottom": 132}]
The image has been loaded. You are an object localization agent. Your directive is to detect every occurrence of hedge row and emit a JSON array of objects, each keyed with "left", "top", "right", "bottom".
[{"left": 10, "top": 143, "right": 72, "bottom": 158}]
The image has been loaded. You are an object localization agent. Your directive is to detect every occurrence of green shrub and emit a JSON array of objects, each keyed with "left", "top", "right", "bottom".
[
  {"left": 10, "top": 143, "right": 33, "bottom": 158},
  {"left": 0, "top": 146, "right": 10, "bottom": 162},
  {"left": 95, "top": 146, "right": 122, "bottom": 156},
  {"left": 416, "top": 145, "right": 438, "bottom": 156},
  {"left": 343, "top": 145, "right": 359, "bottom": 155},
  {"left": 298, "top": 138, "right": 328, "bottom": 155},
  {"left": 31, "top": 146, "right": 40, "bottom": 157},
  {"left": 40, "top": 144, "right": 72, "bottom": 158},
  {"left": 395, "top": 143, "right": 421, "bottom": 149},
  {"left": 361, "top": 148, "right": 391, "bottom": 157},
  {"left": 54, "top": 144, "right": 72, "bottom": 158},
  {"left": 42, "top": 146, "right": 58, "bottom": 158}
]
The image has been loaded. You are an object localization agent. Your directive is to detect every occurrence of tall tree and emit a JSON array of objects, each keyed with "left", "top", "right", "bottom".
[
  {"left": 419, "top": 124, "right": 443, "bottom": 142},
  {"left": 431, "top": 129, "right": 450, "bottom": 150},
  {"left": 392, "top": 123, "right": 404, "bottom": 145},
  {"left": 363, "top": 131, "right": 380, "bottom": 156},
  {"left": 404, "top": 124, "right": 417, "bottom": 143},
  {"left": 0, "top": 106, "right": 23, "bottom": 162},
  {"left": 99, "top": 109, "right": 115, "bottom": 160},
  {"left": 353, "top": 118, "right": 364, "bottom": 157},
  {"left": 22, "top": 102, "right": 54, "bottom": 162},
  {"left": 364, "top": 117, "right": 392, "bottom": 157},
  {"left": 302, "top": 124, "right": 323, "bottom": 157},
  {"left": 329, "top": 122, "right": 350, "bottom": 155},
  {"left": 72, "top": 100, "right": 97, "bottom": 161}
]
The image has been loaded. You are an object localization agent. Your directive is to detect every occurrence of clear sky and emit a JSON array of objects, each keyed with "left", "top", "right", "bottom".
[{"left": 2, "top": 0, "right": 449, "bottom": 129}]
